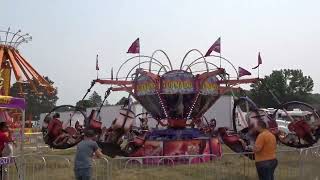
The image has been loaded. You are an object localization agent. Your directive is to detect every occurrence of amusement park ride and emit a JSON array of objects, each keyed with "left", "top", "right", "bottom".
[
  {"left": 0, "top": 28, "right": 55, "bottom": 141},
  {"left": 0, "top": 28, "right": 55, "bottom": 96},
  {"left": 39, "top": 39, "right": 320, "bottom": 160},
  {"left": 0, "top": 28, "right": 56, "bottom": 180}
]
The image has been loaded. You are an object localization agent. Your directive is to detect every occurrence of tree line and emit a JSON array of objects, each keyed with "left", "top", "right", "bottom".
[{"left": 249, "top": 69, "right": 318, "bottom": 108}]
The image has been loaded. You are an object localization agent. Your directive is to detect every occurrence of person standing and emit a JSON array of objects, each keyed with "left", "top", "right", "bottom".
[
  {"left": 0, "top": 122, "right": 13, "bottom": 156},
  {"left": 47, "top": 113, "right": 63, "bottom": 139},
  {"left": 74, "top": 129, "right": 103, "bottom": 180},
  {"left": 253, "top": 120, "right": 278, "bottom": 180},
  {"left": 0, "top": 122, "right": 14, "bottom": 180}
]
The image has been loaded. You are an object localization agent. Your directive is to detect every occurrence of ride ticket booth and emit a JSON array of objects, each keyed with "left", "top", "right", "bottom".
[{"left": 0, "top": 96, "right": 26, "bottom": 179}]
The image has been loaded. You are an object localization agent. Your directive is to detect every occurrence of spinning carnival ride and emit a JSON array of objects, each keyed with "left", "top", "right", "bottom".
[
  {"left": 0, "top": 28, "right": 55, "bottom": 164},
  {"left": 0, "top": 28, "right": 55, "bottom": 96},
  {"left": 44, "top": 47, "right": 320, "bottom": 160},
  {"left": 0, "top": 28, "right": 55, "bottom": 130}
]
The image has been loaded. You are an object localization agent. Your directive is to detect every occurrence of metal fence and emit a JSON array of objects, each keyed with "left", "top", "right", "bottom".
[
  {"left": 22, "top": 132, "right": 49, "bottom": 153},
  {"left": 1, "top": 145, "right": 320, "bottom": 180}
]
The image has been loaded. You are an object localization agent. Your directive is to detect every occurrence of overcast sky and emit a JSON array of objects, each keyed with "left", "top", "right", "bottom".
[{"left": 1, "top": 0, "right": 319, "bottom": 105}]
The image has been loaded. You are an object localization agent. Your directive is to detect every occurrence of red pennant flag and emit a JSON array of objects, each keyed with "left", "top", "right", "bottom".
[
  {"left": 127, "top": 38, "right": 140, "bottom": 54},
  {"left": 205, "top": 37, "right": 221, "bottom": 57},
  {"left": 239, "top": 67, "right": 252, "bottom": 77},
  {"left": 96, "top": 54, "right": 99, "bottom": 71},
  {"left": 252, "top": 52, "right": 262, "bottom": 69}
]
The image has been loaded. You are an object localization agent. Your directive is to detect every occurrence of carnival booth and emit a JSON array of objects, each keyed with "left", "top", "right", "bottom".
[
  {"left": 0, "top": 96, "right": 26, "bottom": 155},
  {"left": 0, "top": 96, "right": 26, "bottom": 179}
]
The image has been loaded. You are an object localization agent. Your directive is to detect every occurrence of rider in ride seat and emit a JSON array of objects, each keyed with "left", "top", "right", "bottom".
[
  {"left": 48, "top": 113, "right": 80, "bottom": 148},
  {"left": 208, "top": 118, "right": 217, "bottom": 134},
  {"left": 288, "top": 117, "right": 316, "bottom": 145},
  {"left": 218, "top": 127, "right": 247, "bottom": 151},
  {"left": 47, "top": 113, "right": 63, "bottom": 141},
  {"left": 139, "top": 117, "right": 149, "bottom": 131},
  {"left": 75, "top": 121, "right": 83, "bottom": 132},
  {"left": 87, "top": 110, "right": 102, "bottom": 133}
]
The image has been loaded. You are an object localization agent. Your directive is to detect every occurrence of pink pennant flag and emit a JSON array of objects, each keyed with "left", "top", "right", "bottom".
[
  {"left": 252, "top": 52, "right": 262, "bottom": 69},
  {"left": 127, "top": 38, "right": 140, "bottom": 54},
  {"left": 239, "top": 67, "right": 252, "bottom": 77},
  {"left": 205, "top": 37, "right": 221, "bottom": 57},
  {"left": 96, "top": 54, "right": 99, "bottom": 71}
]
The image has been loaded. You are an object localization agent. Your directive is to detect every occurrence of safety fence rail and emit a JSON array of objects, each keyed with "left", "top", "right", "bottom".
[{"left": 0, "top": 145, "right": 319, "bottom": 180}]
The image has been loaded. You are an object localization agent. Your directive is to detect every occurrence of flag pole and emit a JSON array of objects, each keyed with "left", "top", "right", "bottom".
[
  {"left": 97, "top": 69, "right": 99, "bottom": 79},
  {"left": 96, "top": 54, "right": 99, "bottom": 79},
  {"left": 139, "top": 52, "right": 141, "bottom": 69},
  {"left": 257, "top": 52, "right": 261, "bottom": 78},
  {"left": 219, "top": 52, "right": 222, "bottom": 68},
  {"left": 219, "top": 37, "right": 222, "bottom": 68},
  {"left": 138, "top": 38, "right": 141, "bottom": 69},
  {"left": 111, "top": 67, "right": 113, "bottom": 80}
]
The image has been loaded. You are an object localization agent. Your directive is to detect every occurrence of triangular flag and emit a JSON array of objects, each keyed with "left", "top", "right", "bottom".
[
  {"left": 239, "top": 67, "right": 252, "bottom": 77},
  {"left": 252, "top": 52, "right": 262, "bottom": 69},
  {"left": 205, "top": 37, "right": 221, "bottom": 57},
  {"left": 96, "top": 54, "right": 99, "bottom": 71},
  {"left": 127, "top": 38, "right": 140, "bottom": 54}
]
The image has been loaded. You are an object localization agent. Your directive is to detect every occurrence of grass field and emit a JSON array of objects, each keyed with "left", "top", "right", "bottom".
[{"left": 5, "top": 145, "right": 319, "bottom": 180}]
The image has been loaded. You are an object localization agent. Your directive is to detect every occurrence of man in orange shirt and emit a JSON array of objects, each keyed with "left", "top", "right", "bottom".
[{"left": 253, "top": 120, "right": 278, "bottom": 180}]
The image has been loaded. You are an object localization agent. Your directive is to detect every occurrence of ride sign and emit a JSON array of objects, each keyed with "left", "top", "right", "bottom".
[
  {"left": 0, "top": 156, "right": 15, "bottom": 165},
  {"left": 200, "top": 76, "right": 219, "bottom": 95},
  {"left": 135, "top": 75, "right": 157, "bottom": 96},
  {"left": 0, "top": 96, "right": 26, "bottom": 110},
  {"left": 161, "top": 71, "right": 194, "bottom": 94}
]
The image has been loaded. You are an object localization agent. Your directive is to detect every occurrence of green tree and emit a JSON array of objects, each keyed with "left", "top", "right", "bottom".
[
  {"left": 89, "top": 91, "right": 102, "bottom": 106},
  {"left": 76, "top": 91, "right": 104, "bottom": 109},
  {"left": 115, "top": 97, "right": 128, "bottom": 105},
  {"left": 308, "top": 93, "right": 320, "bottom": 104},
  {"left": 249, "top": 69, "right": 314, "bottom": 108},
  {"left": 10, "top": 77, "right": 58, "bottom": 120},
  {"left": 76, "top": 99, "right": 94, "bottom": 109}
]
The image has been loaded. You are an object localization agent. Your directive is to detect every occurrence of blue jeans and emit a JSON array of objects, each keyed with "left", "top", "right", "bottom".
[
  {"left": 256, "top": 159, "right": 278, "bottom": 180},
  {"left": 74, "top": 168, "right": 92, "bottom": 180}
]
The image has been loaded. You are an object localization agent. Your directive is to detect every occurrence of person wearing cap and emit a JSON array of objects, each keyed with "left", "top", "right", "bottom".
[{"left": 74, "top": 129, "right": 104, "bottom": 180}]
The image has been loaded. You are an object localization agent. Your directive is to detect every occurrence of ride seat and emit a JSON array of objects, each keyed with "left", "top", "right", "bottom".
[
  {"left": 111, "top": 109, "right": 134, "bottom": 132},
  {"left": 90, "top": 118, "right": 102, "bottom": 130},
  {"left": 288, "top": 120, "right": 312, "bottom": 138},
  {"left": 133, "top": 136, "right": 145, "bottom": 146},
  {"left": 75, "top": 121, "right": 82, "bottom": 131},
  {"left": 48, "top": 119, "right": 63, "bottom": 138},
  {"left": 268, "top": 120, "right": 279, "bottom": 134},
  {"left": 65, "top": 127, "right": 78, "bottom": 136},
  {"left": 218, "top": 127, "right": 241, "bottom": 144}
]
